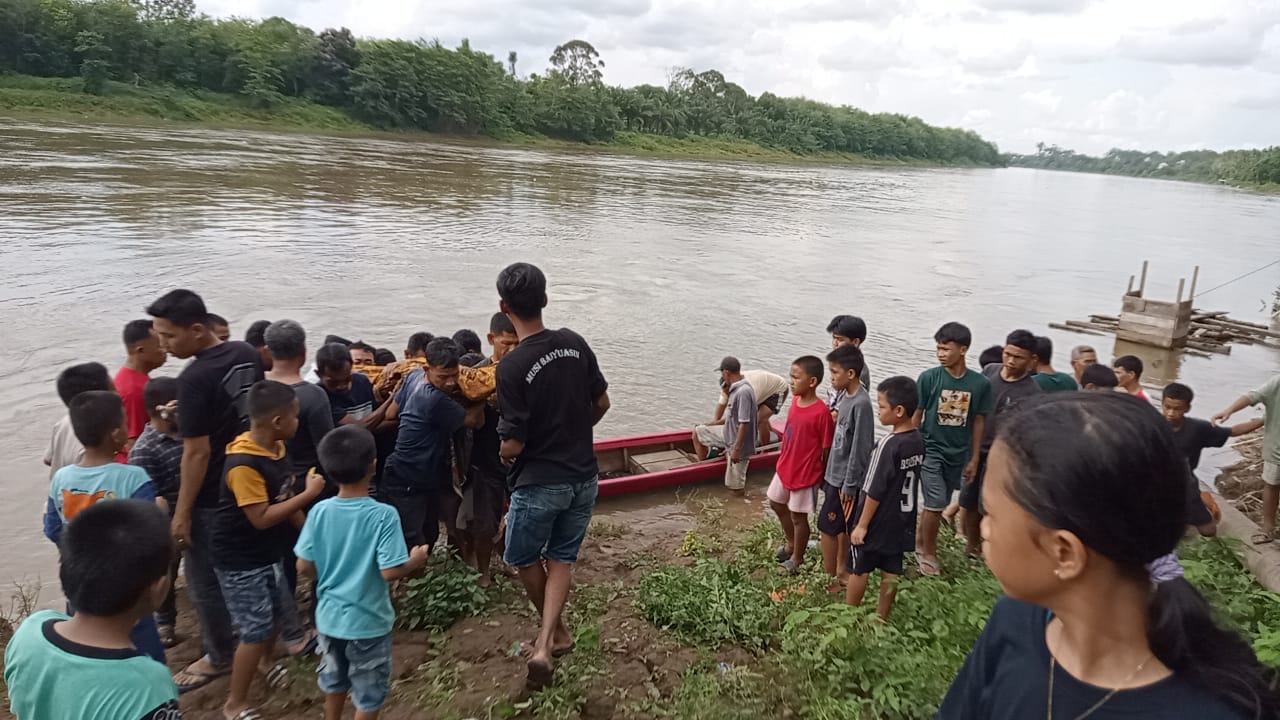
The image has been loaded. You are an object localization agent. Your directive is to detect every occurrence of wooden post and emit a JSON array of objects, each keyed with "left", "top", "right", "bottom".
[
  {"left": 1127, "top": 275, "right": 1135, "bottom": 294},
  {"left": 1189, "top": 265, "right": 1199, "bottom": 302},
  {"left": 1138, "top": 260, "right": 1149, "bottom": 297},
  {"left": 1176, "top": 277, "right": 1185, "bottom": 304}
]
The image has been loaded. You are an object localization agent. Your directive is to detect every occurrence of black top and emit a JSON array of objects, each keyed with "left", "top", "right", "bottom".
[
  {"left": 497, "top": 328, "right": 608, "bottom": 488},
  {"left": 325, "top": 372, "right": 376, "bottom": 425},
  {"left": 1171, "top": 417, "right": 1231, "bottom": 471},
  {"left": 939, "top": 597, "right": 1247, "bottom": 720},
  {"left": 980, "top": 364, "right": 1042, "bottom": 453},
  {"left": 212, "top": 445, "right": 297, "bottom": 570},
  {"left": 177, "top": 341, "right": 264, "bottom": 508},
  {"left": 854, "top": 429, "right": 925, "bottom": 554}
]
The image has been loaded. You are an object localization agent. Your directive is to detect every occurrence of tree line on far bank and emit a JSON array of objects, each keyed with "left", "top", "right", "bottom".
[
  {"left": 1006, "top": 143, "right": 1280, "bottom": 187},
  {"left": 0, "top": 0, "right": 1003, "bottom": 165}
]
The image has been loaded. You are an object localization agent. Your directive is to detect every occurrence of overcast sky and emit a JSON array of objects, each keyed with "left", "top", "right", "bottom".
[{"left": 199, "top": 0, "right": 1280, "bottom": 154}]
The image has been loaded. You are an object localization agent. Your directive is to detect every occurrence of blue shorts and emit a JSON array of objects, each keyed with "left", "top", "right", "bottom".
[
  {"left": 214, "top": 561, "right": 298, "bottom": 644},
  {"left": 317, "top": 633, "right": 393, "bottom": 712},
  {"left": 921, "top": 454, "right": 964, "bottom": 512},
  {"left": 503, "top": 477, "right": 598, "bottom": 568}
]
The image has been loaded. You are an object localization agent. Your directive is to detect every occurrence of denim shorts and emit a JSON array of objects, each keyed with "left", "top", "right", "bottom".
[
  {"left": 214, "top": 561, "right": 298, "bottom": 644},
  {"left": 503, "top": 477, "right": 598, "bottom": 568},
  {"left": 317, "top": 633, "right": 393, "bottom": 711},
  {"left": 921, "top": 455, "right": 964, "bottom": 512}
]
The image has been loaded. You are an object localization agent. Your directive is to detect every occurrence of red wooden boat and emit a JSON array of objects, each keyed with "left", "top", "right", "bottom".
[{"left": 595, "top": 420, "right": 784, "bottom": 498}]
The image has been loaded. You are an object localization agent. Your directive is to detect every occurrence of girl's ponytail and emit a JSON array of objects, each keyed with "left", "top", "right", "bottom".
[{"left": 1147, "top": 570, "right": 1280, "bottom": 720}]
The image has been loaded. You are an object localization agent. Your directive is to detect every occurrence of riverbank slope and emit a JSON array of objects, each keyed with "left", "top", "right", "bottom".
[{"left": 0, "top": 75, "right": 979, "bottom": 167}]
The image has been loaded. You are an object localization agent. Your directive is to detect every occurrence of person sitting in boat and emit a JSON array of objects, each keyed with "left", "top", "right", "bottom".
[{"left": 692, "top": 357, "right": 788, "bottom": 460}]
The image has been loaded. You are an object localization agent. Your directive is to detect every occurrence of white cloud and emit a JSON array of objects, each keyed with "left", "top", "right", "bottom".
[{"left": 195, "top": 0, "right": 1280, "bottom": 154}]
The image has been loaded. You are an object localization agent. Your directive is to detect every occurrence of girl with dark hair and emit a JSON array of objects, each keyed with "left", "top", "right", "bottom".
[{"left": 940, "top": 391, "right": 1279, "bottom": 720}]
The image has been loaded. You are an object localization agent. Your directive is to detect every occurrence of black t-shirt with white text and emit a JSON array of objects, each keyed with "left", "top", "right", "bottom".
[
  {"left": 853, "top": 429, "right": 925, "bottom": 555},
  {"left": 177, "top": 341, "right": 263, "bottom": 508},
  {"left": 497, "top": 328, "right": 608, "bottom": 488},
  {"left": 940, "top": 597, "right": 1247, "bottom": 720}
]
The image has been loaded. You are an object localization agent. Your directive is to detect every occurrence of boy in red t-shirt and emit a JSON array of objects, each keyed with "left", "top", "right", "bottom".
[
  {"left": 769, "top": 356, "right": 834, "bottom": 572},
  {"left": 113, "top": 319, "right": 167, "bottom": 462}
]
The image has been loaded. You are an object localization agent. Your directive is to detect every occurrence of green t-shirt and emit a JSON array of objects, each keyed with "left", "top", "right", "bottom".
[
  {"left": 916, "top": 365, "right": 994, "bottom": 466},
  {"left": 3, "top": 610, "right": 179, "bottom": 720},
  {"left": 1032, "top": 371, "right": 1079, "bottom": 393},
  {"left": 1248, "top": 374, "right": 1280, "bottom": 465}
]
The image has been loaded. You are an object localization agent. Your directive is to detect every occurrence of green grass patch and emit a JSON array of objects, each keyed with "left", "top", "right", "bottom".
[{"left": 397, "top": 550, "right": 492, "bottom": 631}]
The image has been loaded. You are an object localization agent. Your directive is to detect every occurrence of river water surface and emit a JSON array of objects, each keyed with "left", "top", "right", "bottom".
[{"left": 2, "top": 119, "right": 1278, "bottom": 598}]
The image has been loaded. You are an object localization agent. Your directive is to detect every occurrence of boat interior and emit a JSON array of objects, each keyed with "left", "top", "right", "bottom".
[{"left": 598, "top": 431, "right": 782, "bottom": 478}]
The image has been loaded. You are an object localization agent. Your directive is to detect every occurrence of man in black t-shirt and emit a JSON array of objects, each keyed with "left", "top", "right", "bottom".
[
  {"left": 1162, "top": 382, "right": 1263, "bottom": 536},
  {"left": 147, "top": 289, "right": 262, "bottom": 691},
  {"left": 495, "top": 263, "right": 610, "bottom": 690}
]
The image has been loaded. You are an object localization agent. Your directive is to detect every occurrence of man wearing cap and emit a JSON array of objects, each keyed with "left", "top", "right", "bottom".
[{"left": 692, "top": 357, "right": 787, "bottom": 460}]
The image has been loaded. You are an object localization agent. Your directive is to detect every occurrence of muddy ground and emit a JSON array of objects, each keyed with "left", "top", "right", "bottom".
[
  {"left": 1, "top": 490, "right": 767, "bottom": 720},
  {"left": 1216, "top": 429, "right": 1267, "bottom": 526}
]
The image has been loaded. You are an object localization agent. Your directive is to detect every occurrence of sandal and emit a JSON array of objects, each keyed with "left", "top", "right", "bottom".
[
  {"left": 264, "top": 661, "right": 291, "bottom": 690},
  {"left": 174, "top": 657, "right": 231, "bottom": 694},
  {"left": 1251, "top": 532, "right": 1274, "bottom": 545},
  {"left": 158, "top": 624, "right": 178, "bottom": 648},
  {"left": 778, "top": 558, "right": 800, "bottom": 575},
  {"left": 775, "top": 546, "right": 792, "bottom": 564},
  {"left": 918, "top": 557, "right": 941, "bottom": 577},
  {"left": 285, "top": 628, "right": 317, "bottom": 656},
  {"left": 227, "top": 709, "right": 264, "bottom": 720},
  {"left": 527, "top": 657, "right": 555, "bottom": 690}
]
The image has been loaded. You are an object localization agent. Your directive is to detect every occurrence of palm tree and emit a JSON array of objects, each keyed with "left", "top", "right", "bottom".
[{"left": 507, "top": 51, "right": 518, "bottom": 77}]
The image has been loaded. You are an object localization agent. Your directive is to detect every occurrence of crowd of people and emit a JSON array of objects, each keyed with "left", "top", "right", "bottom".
[{"left": 5, "top": 260, "right": 1280, "bottom": 720}]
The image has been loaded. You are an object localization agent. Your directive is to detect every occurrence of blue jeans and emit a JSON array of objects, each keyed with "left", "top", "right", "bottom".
[
  {"left": 503, "top": 477, "right": 598, "bottom": 568},
  {"left": 317, "top": 633, "right": 393, "bottom": 712}
]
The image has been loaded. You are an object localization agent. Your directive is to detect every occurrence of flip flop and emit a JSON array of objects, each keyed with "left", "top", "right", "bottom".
[
  {"left": 227, "top": 709, "right": 264, "bottom": 720},
  {"left": 1251, "top": 532, "right": 1274, "bottom": 545},
  {"left": 918, "top": 557, "right": 941, "bottom": 577},
  {"left": 775, "top": 546, "right": 792, "bottom": 563},
  {"left": 518, "top": 641, "right": 576, "bottom": 659},
  {"left": 285, "top": 629, "right": 318, "bottom": 656},
  {"left": 174, "top": 659, "right": 231, "bottom": 694},
  {"left": 264, "top": 661, "right": 291, "bottom": 690},
  {"left": 778, "top": 558, "right": 800, "bottom": 575},
  {"left": 527, "top": 657, "right": 555, "bottom": 690}
]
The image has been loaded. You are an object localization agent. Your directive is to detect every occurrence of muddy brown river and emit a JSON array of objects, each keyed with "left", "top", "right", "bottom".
[{"left": 2, "top": 118, "right": 1277, "bottom": 601}]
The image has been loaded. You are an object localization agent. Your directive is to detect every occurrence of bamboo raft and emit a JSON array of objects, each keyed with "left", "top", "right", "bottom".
[{"left": 1051, "top": 310, "right": 1280, "bottom": 356}]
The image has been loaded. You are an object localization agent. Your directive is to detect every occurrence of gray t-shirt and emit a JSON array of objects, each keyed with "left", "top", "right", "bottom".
[
  {"left": 981, "top": 364, "right": 1041, "bottom": 453},
  {"left": 723, "top": 379, "right": 758, "bottom": 458},
  {"left": 288, "top": 380, "right": 335, "bottom": 477},
  {"left": 826, "top": 386, "right": 877, "bottom": 494},
  {"left": 827, "top": 362, "right": 872, "bottom": 409}
]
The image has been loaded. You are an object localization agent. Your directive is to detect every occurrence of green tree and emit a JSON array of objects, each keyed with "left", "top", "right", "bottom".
[
  {"left": 310, "top": 27, "right": 359, "bottom": 105},
  {"left": 548, "top": 39, "right": 603, "bottom": 86},
  {"left": 74, "top": 29, "right": 110, "bottom": 94}
]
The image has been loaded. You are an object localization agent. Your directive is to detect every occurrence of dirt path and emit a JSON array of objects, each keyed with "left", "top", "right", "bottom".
[{"left": 1216, "top": 429, "right": 1266, "bottom": 525}]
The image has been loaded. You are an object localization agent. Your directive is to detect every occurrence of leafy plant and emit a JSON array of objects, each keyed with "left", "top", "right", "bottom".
[
  {"left": 637, "top": 558, "right": 782, "bottom": 650},
  {"left": 397, "top": 550, "right": 490, "bottom": 631}
]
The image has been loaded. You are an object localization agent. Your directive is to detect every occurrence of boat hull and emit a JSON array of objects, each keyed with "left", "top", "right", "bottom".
[{"left": 594, "top": 421, "right": 783, "bottom": 498}]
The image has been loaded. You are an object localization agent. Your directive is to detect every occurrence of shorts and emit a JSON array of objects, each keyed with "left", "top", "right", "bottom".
[
  {"left": 381, "top": 488, "right": 441, "bottom": 549},
  {"left": 761, "top": 389, "right": 788, "bottom": 415},
  {"left": 694, "top": 424, "right": 727, "bottom": 450},
  {"left": 766, "top": 474, "right": 819, "bottom": 514},
  {"left": 848, "top": 545, "right": 904, "bottom": 576},
  {"left": 921, "top": 455, "right": 964, "bottom": 512},
  {"left": 724, "top": 458, "right": 749, "bottom": 491},
  {"left": 1264, "top": 462, "right": 1280, "bottom": 487},
  {"left": 958, "top": 452, "right": 988, "bottom": 512},
  {"left": 504, "top": 477, "right": 598, "bottom": 568},
  {"left": 215, "top": 561, "right": 298, "bottom": 644},
  {"left": 317, "top": 633, "right": 393, "bottom": 712},
  {"left": 458, "top": 470, "right": 507, "bottom": 542},
  {"left": 817, "top": 482, "right": 854, "bottom": 536}
]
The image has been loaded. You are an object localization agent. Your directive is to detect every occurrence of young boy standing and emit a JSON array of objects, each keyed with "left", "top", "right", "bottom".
[
  {"left": 296, "top": 426, "right": 429, "bottom": 720},
  {"left": 1214, "top": 374, "right": 1279, "bottom": 543},
  {"left": 44, "top": 390, "right": 164, "bottom": 663},
  {"left": 128, "top": 376, "right": 185, "bottom": 646},
  {"left": 114, "top": 319, "right": 167, "bottom": 461},
  {"left": 5, "top": 500, "right": 179, "bottom": 720},
  {"left": 212, "top": 380, "right": 326, "bottom": 720},
  {"left": 1112, "top": 355, "right": 1148, "bottom": 400},
  {"left": 847, "top": 376, "right": 925, "bottom": 620},
  {"left": 914, "top": 322, "right": 992, "bottom": 577},
  {"left": 769, "top": 356, "right": 834, "bottom": 573},
  {"left": 818, "top": 344, "right": 875, "bottom": 584},
  {"left": 45, "top": 362, "right": 114, "bottom": 478},
  {"left": 827, "top": 315, "right": 872, "bottom": 407}
]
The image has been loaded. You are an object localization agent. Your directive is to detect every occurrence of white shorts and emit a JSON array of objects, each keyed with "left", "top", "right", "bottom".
[
  {"left": 766, "top": 474, "right": 818, "bottom": 514},
  {"left": 694, "top": 424, "right": 726, "bottom": 450},
  {"left": 724, "top": 458, "right": 749, "bottom": 491},
  {"left": 1264, "top": 462, "right": 1280, "bottom": 487}
]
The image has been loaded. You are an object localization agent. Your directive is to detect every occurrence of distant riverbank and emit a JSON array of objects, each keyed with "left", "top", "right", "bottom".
[{"left": 0, "top": 75, "right": 983, "bottom": 168}]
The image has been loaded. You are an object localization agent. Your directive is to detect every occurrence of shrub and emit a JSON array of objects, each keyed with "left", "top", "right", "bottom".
[{"left": 396, "top": 551, "right": 490, "bottom": 631}]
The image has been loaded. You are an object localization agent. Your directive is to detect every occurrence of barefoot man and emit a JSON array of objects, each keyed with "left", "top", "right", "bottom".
[{"left": 494, "top": 262, "right": 611, "bottom": 689}]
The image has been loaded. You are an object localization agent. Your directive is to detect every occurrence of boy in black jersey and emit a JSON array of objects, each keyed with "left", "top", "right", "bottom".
[{"left": 847, "top": 376, "right": 926, "bottom": 621}]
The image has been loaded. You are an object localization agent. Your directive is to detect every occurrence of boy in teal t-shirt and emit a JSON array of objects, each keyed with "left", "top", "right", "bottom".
[
  {"left": 5, "top": 499, "right": 178, "bottom": 720},
  {"left": 296, "top": 425, "right": 428, "bottom": 719}
]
